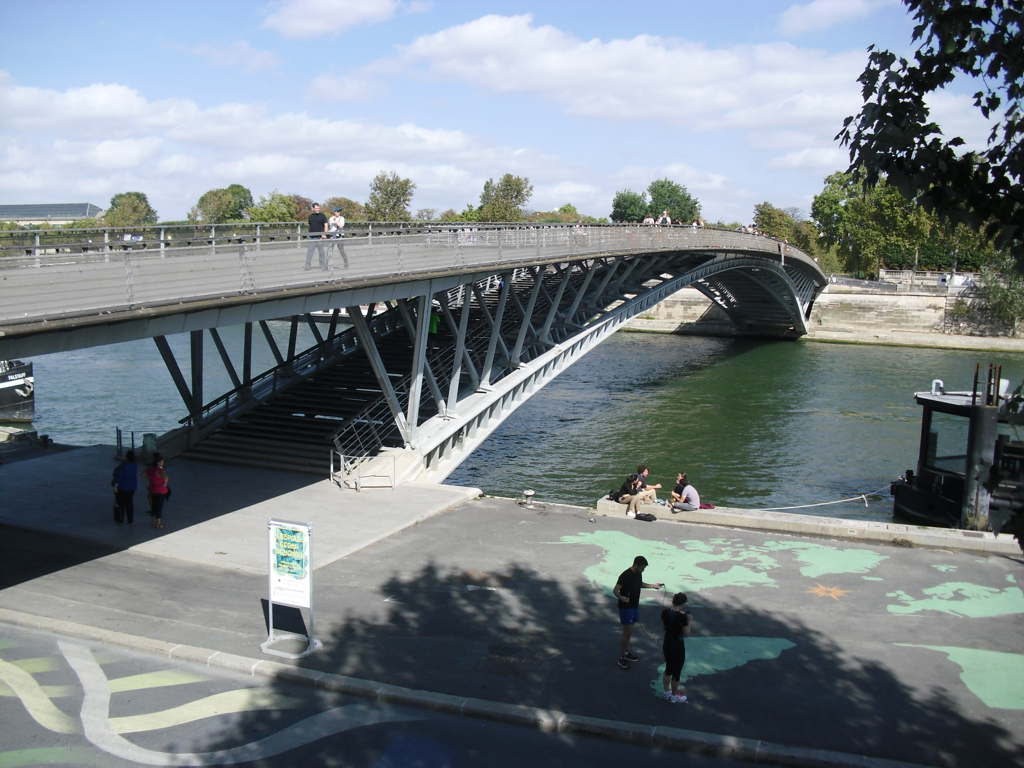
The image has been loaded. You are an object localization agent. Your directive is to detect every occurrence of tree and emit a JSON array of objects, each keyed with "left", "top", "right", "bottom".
[
  {"left": 647, "top": 179, "right": 700, "bottom": 223},
  {"left": 364, "top": 171, "right": 416, "bottom": 222},
  {"left": 223, "top": 184, "right": 253, "bottom": 218},
  {"left": 812, "top": 170, "right": 994, "bottom": 275},
  {"left": 610, "top": 190, "right": 648, "bottom": 223},
  {"left": 246, "top": 190, "right": 298, "bottom": 222},
  {"left": 290, "top": 195, "right": 315, "bottom": 222},
  {"left": 188, "top": 184, "right": 253, "bottom": 223},
  {"left": 974, "top": 254, "right": 1024, "bottom": 337},
  {"left": 415, "top": 208, "right": 437, "bottom": 221},
  {"left": 753, "top": 202, "right": 794, "bottom": 240},
  {"left": 323, "top": 197, "right": 365, "bottom": 220},
  {"left": 104, "top": 192, "right": 157, "bottom": 227},
  {"left": 839, "top": 0, "right": 1024, "bottom": 262},
  {"left": 438, "top": 208, "right": 461, "bottom": 222},
  {"left": 479, "top": 174, "right": 533, "bottom": 222}
]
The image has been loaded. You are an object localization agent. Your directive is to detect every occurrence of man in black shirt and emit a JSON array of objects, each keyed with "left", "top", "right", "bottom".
[
  {"left": 304, "top": 203, "right": 329, "bottom": 270},
  {"left": 613, "top": 555, "right": 664, "bottom": 669}
]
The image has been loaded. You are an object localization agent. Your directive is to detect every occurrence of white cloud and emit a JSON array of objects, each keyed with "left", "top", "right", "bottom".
[
  {"left": 777, "top": 0, "right": 897, "bottom": 37},
  {"left": 0, "top": 70, "right": 583, "bottom": 218},
  {"left": 262, "top": 0, "right": 398, "bottom": 39},
  {"left": 924, "top": 90, "right": 996, "bottom": 151},
  {"left": 308, "top": 72, "right": 379, "bottom": 102},
  {"left": 189, "top": 41, "right": 282, "bottom": 74},
  {"left": 766, "top": 146, "right": 848, "bottom": 171},
  {"left": 86, "top": 138, "right": 164, "bottom": 169},
  {"left": 390, "top": 15, "right": 865, "bottom": 141}
]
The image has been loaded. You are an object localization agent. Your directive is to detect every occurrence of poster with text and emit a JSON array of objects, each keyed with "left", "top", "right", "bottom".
[{"left": 268, "top": 521, "right": 311, "bottom": 608}]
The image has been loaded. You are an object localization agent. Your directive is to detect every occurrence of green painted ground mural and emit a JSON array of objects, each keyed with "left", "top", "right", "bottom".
[
  {"left": 887, "top": 576, "right": 1024, "bottom": 618},
  {"left": 898, "top": 645, "right": 1024, "bottom": 709},
  {"left": 755, "top": 541, "right": 888, "bottom": 578},
  {"left": 560, "top": 530, "right": 888, "bottom": 599},
  {"left": 649, "top": 637, "right": 796, "bottom": 695}
]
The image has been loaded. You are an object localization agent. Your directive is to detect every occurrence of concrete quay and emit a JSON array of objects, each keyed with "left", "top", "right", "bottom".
[
  {"left": 593, "top": 498, "right": 1021, "bottom": 555},
  {"left": 1, "top": 446, "right": 1022, "bottom": 767}
]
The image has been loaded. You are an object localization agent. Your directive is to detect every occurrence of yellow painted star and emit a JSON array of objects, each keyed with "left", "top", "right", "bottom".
[{"left": 805, "top": 583, "right": 853, "bottom": 601}]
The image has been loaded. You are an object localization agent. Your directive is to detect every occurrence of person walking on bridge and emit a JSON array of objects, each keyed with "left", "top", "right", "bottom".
[
  {"left": 327, "top": 206, "right": 348, "bottom": 268},
  {"left": 613, "top": 556, "right": 664, "bottom": 669},
  {"left": 304, "top": 203, "right": 329, "bottom": 270}
]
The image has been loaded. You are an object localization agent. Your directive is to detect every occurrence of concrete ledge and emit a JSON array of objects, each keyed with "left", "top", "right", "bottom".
[
  {"left": 169, "top": 644, "right": 219, "bottom": 665},
  {"left": 377, "top": 683, "right": 467, "bottom": 715},
  {"left": 591, "top": 499, "right": 1022, "bottom": 555},
  {"left": 0, "top": 607, "right": 934, "bottom": 768}
]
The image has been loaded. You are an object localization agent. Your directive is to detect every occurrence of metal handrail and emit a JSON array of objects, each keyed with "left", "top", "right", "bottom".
[
  {"left": 0, "top": 225, "right": 818, "bottom": 331},
  {"left": 0, "top": 221, "right": 785, "bottom": 258}
]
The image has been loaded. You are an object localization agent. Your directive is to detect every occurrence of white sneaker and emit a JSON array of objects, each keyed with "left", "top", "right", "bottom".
[
  {"left": 670, "top": 694, "right": 687, "bottom": 703},
  {"left": 627, "top": 511, "right": 636, "bottom": 518}
]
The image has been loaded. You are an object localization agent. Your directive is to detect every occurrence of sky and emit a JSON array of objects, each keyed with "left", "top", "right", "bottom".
[{"left": 0, "top": 0, "right": 992, "bottom": 224}]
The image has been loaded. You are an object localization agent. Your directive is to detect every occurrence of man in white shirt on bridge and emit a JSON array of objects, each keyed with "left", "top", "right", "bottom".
[{"left": 328, "top": 207, "right": 348, "bottom": 268}]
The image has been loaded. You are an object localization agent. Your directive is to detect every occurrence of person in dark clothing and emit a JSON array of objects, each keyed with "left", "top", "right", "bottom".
[
  {"left": 660, "top": 592, "right": 692, "bottom": 702},
  {"left": 616, "top": 473, "right": 644, "bottom": 517},
  {"left": 111, "top": 450, "right": 138, "bottom": 524},
  {"left": 143, "top": 453, "right": 170, "bottom": 530},
  {"left": 304, "top": 203, "right": 329, "bottom": 270},
  {"left": 613, "top": 555, "right": 664, "bottom": 669}
]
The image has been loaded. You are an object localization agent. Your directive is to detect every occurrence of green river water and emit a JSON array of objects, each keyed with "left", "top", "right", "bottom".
[{"left": 19, "top": 327, "right": 1024, "bottom": 522}]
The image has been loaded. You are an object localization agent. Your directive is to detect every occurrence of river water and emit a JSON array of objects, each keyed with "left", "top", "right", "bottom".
[{"left": 15, "top": 327, "right": 1024, "bottom": 522}]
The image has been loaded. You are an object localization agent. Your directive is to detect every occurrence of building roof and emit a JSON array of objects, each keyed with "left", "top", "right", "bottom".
[{"left": 0, "top": 203, "right": 105, "bottom": 221}]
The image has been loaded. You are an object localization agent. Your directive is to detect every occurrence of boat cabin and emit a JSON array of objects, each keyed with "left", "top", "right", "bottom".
[{"left": 892, "top": 378, "right": 1024, "bottom": 528}]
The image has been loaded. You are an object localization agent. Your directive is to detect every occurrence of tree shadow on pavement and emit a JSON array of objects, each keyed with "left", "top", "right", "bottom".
[{"left": 192, "top": 561, "right": 1021, "bottom": 768}]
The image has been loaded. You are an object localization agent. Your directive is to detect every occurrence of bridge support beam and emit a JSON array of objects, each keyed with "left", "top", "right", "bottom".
[{"left": 348, "top": 304, "right": 412, "bottom": 447}]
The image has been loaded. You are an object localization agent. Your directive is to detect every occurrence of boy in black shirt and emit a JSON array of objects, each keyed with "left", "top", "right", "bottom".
[
  {"left": 613, "top": 555, "right": 664, "bottom": 669},
  {"left": 660, "top": 592, "right": 692, "bottom": 702}
]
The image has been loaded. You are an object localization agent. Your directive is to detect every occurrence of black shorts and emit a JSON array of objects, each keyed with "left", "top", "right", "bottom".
[{"left": 663, "top": 646, "right": 685, "bottom": 679}]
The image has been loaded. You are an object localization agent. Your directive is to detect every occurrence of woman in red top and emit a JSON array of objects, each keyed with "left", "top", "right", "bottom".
[{"left": 143, "top": 454, "right": 169, "bottom": 529}]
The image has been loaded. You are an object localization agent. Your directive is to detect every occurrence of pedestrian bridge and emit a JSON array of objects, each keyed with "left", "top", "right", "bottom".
[{"left": 0, "top": 224, "right": 826, "bottom": 485}]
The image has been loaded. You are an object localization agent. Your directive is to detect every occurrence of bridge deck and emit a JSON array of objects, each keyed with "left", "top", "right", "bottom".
[{"left": 0, "top": 225, "right": 821, "bottom": 358}]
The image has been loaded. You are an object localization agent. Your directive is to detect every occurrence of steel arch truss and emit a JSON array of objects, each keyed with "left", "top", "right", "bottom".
[{"left": 331, "top": 249, "right": 821, "bottom": 484}]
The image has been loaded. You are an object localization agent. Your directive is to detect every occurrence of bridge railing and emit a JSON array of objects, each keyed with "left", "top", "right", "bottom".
[{"left": 0, "top": 223, "right": 809, "bottom": 328}]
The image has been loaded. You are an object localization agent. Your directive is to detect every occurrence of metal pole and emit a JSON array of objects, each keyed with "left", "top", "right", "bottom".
[
  {"left": 479, "top": 274, "right": 512, "bottom": 386},
  {"left": 190, "top": 330, "right": 204, "bottom": 419},
  {"left": 406, "top": 295, "right": 432, "bottom": 437},
  {"left": 243, "top": 322, "right": 253, "bottom": 387}
]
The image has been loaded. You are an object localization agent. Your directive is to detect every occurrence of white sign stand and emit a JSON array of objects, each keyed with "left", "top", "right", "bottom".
[{"left": 261, "top": 518, "right": 322, "bottom": 659}]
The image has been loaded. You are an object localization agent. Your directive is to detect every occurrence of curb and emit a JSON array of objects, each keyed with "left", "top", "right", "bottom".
[
  {"left": 589, "top": 499, "right": 1022, "bottom": 556},
  {"left": 0, "top": 608, "right": 929, "bottom": 768}
]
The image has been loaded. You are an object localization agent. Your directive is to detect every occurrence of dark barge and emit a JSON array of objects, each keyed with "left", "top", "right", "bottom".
[
  {"left": 0, "top": 360, "right": 34, "bottom": 422},
  {"left": 892, "top": 365, "right": 1024, "bottom": 530}
]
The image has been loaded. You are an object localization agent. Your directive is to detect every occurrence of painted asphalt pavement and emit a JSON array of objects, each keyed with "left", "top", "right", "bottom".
[
  {"left": 1, "top": 496, "right": 1022, "bottom": 766},
  {"left": 0, "top": 623, "right": 750, "bottom": 768}
]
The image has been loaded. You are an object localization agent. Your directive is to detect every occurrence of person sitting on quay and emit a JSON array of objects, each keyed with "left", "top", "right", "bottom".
[
  {"left": 636, "top": 465, "right": 662, "bottom": 505},
  {"left": 671, "top": 471, "right": 700, "bottom": 512},
  {"left": 615, "top": 473, "right": 645, "bottom": 518}
]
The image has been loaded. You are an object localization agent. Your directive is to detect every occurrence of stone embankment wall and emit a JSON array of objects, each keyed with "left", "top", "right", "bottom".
[{"left": 626, "top": 284, "right": 964, "bottom": 339}]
